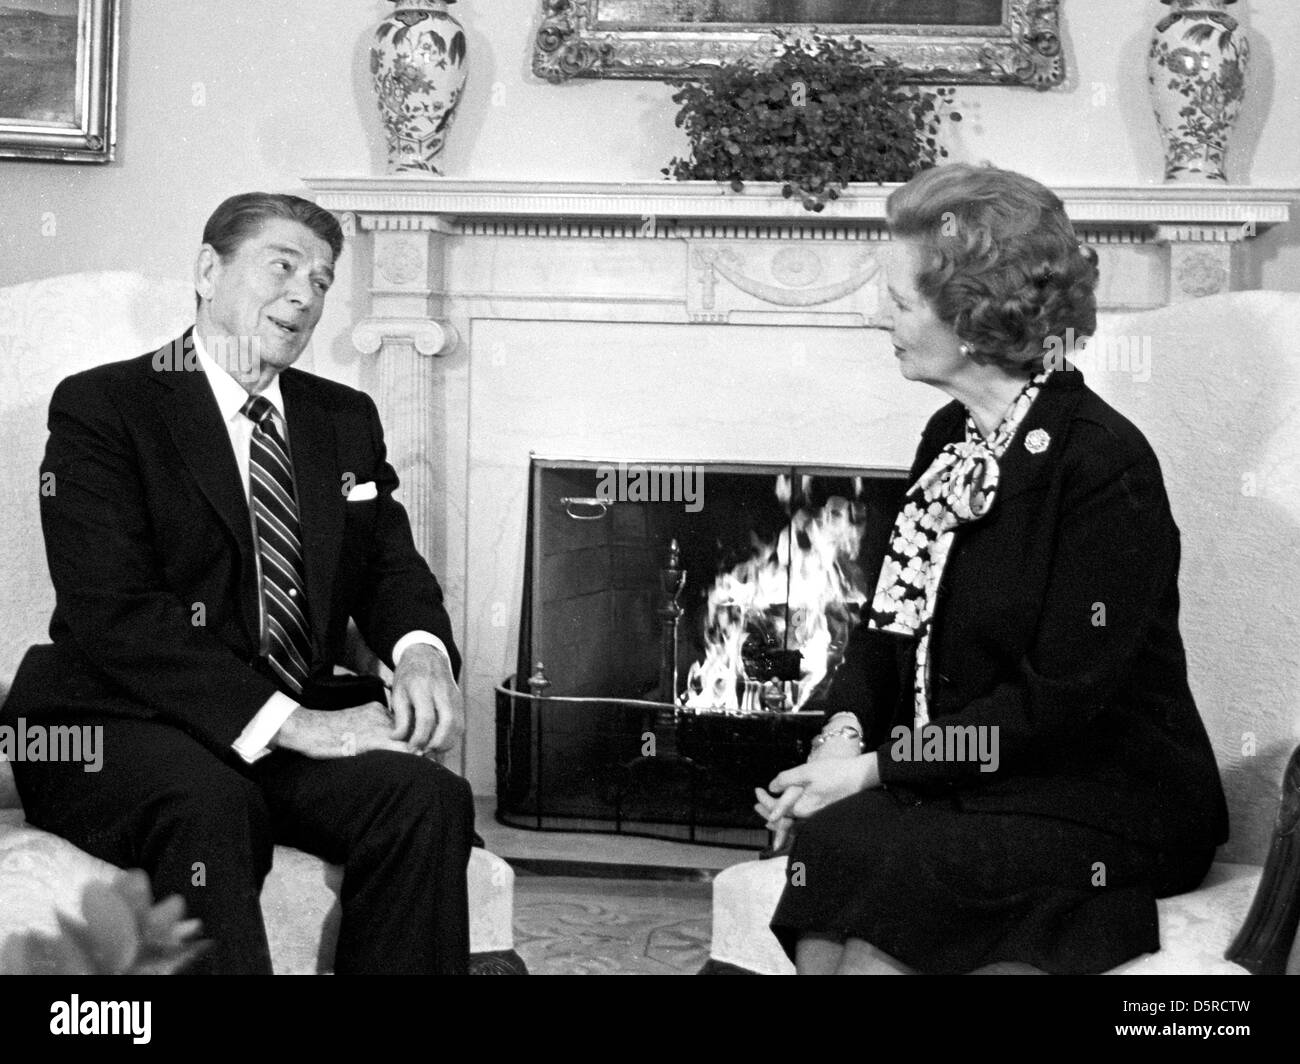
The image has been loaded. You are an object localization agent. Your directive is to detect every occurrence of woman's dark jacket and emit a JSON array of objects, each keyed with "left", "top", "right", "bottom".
[{"left": 828, "top": 367, "right": 1229, "bottom": 852}]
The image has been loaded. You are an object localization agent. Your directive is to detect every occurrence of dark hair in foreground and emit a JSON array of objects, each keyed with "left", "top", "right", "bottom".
[{"left": 886, "top": 163, "right": 1100, "bottom": 372}]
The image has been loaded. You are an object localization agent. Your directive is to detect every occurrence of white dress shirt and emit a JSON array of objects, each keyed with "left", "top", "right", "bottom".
[{"left": 190, "top": 333, "right": 451, "bottom": 762}]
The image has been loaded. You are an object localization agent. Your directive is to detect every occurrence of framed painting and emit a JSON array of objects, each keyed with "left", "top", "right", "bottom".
[
  {"left": 535, "top": 0, "right": 1064, "bottom": 89},
  {"left": 0, "top": 0, "right": 119, "bottom": 163}
]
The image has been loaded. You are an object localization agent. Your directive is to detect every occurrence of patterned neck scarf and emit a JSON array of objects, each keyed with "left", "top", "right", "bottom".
[{"left": 867, "top": 369, "right": 1051, "bottom": 727}]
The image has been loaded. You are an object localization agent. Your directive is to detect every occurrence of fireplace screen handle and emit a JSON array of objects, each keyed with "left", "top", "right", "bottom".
[{"left": 560, "top": 496, "right": 612, "bottom": 521}]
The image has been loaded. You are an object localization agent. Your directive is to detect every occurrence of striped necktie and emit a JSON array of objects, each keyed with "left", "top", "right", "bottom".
[{"left": 241, "top": 394, "right": 313, "bottom": 694}]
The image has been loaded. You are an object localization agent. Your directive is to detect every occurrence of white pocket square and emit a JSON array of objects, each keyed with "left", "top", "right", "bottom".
[{"left": 346, "top": 481, "right": 378, "bottom": 502}]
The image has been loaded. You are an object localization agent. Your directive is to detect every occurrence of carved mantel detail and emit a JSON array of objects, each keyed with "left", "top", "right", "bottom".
[
  {"left": 344, "top": 219, "right": 460, "bottom": 355},
  {"left": 352, "top": 316, "right": 457, "bottom": 358},
  {"left": 689, "top": 243, "right": 884, "bottom": 324},
  {"left": 310, "top": 178, "right": 1293, "bottom": 318}
]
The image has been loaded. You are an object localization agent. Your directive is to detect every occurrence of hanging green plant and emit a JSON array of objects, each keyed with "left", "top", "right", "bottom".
[{"left": 663, "top": 31, "right": 961, "bottom": 212}]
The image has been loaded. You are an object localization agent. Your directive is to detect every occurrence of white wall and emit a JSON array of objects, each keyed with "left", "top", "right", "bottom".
[{"left": 0, "top": 0, "right": 1296, "bottom": 306}]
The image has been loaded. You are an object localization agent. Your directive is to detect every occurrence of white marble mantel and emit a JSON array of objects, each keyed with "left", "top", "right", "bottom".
[
  {"left": 307, "top": 175, "right": 1291, "bottom": 232},
  {"left": 309, "top": 176, "right": 1293, "bottom": 316},
  {"left": 301, "top": 176, "right": 1294, "bottom": 790}
]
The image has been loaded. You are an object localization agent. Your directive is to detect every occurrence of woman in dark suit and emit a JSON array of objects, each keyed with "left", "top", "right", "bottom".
[{"left": 756, "top": 163, "right": 1228, "bottom": 974}]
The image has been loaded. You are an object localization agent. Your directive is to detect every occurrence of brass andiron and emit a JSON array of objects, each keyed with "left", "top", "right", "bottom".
[
  {"left": 1226, "top": 743, "right": 1300, "bottom": 974},
  {"left": 658, "top": 539, "right": 686, "bottom": 706}
]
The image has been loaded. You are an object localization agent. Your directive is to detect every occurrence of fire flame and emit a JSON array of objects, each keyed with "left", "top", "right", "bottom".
[{"left": 683, "top": 484, "right": 868, "bottom": 713}]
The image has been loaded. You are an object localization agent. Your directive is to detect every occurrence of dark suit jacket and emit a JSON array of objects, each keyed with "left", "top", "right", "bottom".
[
  {"left": 826, "top": 367, "right": 1229, "bottom": 852},
  {"left": 3, "top": 332, "right": 459, "bottom": 755}
]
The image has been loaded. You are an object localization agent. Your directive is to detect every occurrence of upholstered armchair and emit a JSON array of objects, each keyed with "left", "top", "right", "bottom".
[
  {"left": 704, "top": 292, "right": 1300, "bottom": 976},
  {"left": 0, "top": 272, "right": 523, "bottom": 974}
]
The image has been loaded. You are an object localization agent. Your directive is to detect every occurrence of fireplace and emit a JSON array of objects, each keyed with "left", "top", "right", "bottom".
[
  {"left": 495, "top": 456, "right": 906, "bottom": 846},
  {"left": 303, "top": 176, "right": 1289, "bottom": 812}
]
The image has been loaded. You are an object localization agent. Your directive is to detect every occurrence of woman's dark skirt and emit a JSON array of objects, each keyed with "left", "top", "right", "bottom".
[{"left": 770, "top": 789, "right": 1215, "bottom": 974}]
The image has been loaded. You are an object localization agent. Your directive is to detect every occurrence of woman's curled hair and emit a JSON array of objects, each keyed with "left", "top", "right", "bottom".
[{"left": 886, "top": 163, "right": 1100, "bottom": 371}]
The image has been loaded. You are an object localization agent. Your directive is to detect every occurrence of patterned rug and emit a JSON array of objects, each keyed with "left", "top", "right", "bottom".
[{"left": 513, "top": 875, "right": 712, "bottom": 975}]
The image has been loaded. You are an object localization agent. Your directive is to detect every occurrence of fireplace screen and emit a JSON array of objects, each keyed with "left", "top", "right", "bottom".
[{"left": 496, "top": 456, "right": 907, "bottom": 847}]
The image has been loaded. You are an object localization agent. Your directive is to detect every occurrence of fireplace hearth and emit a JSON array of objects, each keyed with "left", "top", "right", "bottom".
[{"left": 496, "top": 456, "right": 906, "bottom": 847}]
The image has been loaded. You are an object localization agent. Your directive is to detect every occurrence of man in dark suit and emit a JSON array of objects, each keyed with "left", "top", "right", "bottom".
[{"left": 2, "top": 193, "right": 474, "bottom": 974}]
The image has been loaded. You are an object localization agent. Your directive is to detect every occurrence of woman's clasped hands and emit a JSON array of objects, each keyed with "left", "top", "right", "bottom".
[{"left": 754, "top": 714, "right": 881, "bottom": 851}]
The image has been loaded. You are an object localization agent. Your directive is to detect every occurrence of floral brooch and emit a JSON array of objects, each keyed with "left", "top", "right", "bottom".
[{"left": 1025, "top": 428, "right": 1051, "bottom": 454}]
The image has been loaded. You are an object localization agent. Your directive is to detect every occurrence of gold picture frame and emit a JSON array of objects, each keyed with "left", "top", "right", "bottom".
[
  {"left": 535, "top": 0, "right": 1064, "bottom": 89},
  {"left": 0, "top": 0, "right": 120, "bottom": 163}
]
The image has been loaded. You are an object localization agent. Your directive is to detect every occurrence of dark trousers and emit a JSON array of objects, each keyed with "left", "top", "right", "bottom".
[{"left": 11, "top": 715, "right": 475, "bottom": 974}]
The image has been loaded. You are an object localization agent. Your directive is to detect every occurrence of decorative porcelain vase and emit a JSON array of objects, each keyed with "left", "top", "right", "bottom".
[
  {"left": 370, "top": 0, "right": 468, "bottom": 174},
  {"left": 1147, "top": 0, "right": 1249, "bottom": 183}
]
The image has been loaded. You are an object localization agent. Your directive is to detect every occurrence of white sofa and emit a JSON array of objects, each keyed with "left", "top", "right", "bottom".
[
  {"left": 0, "top": 272, "right": 521, "bottom": 974},
  {"left": 706, "top": 292, "right": 1300, "bottom": 975}
]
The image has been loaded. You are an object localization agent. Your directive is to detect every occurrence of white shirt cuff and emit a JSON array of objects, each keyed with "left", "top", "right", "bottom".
[
  {"left": 232, "top": 692, "right": 300, "bottom": 764},
  {"left": 392, "top": 630, "right": 454, "bottom": 680}
]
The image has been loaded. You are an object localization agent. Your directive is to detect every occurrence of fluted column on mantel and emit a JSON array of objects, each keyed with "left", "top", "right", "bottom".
[
  {"left": 340, "top": 209, "right": 473, "bottom": 770},
  {"left": 335, "top": 211, "right": 468, "bottom": 772},
  {"left": 344, "top": 214, "right": 459, "bottom": 576}
]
